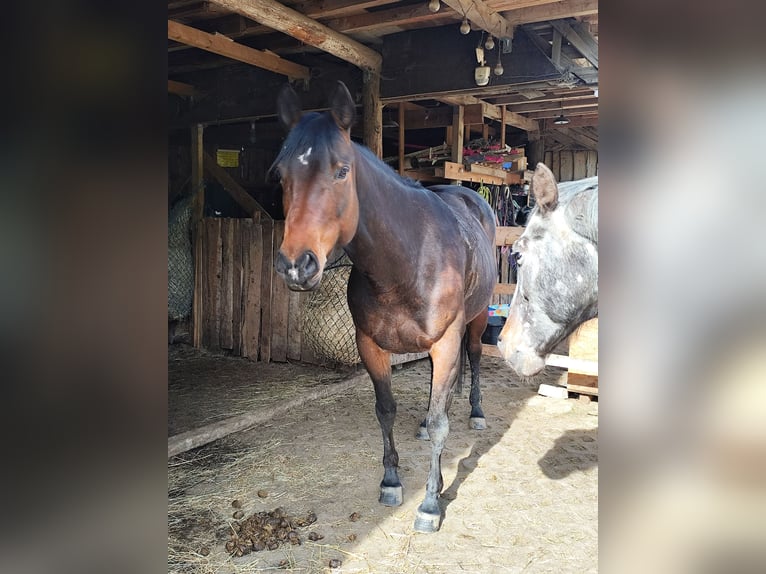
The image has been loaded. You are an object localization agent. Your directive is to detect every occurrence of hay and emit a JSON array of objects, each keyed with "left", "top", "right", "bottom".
[{"left": 302, "top": 258, "right": 360, "bottom": 366}]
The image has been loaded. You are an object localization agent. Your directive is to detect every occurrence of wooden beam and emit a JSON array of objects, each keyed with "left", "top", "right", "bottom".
[
  {"left": 209, "top": 0, "right": 382, "bottom": 72},
  {"left": 522, "top": 23, "right": 597, "bottom": 84},
  {"left": 549, "top": 19, "right": 598, "bottom": 68},
  {"left": 506, "top": 96, "right": 598, "bottom": 113},
  {"left": 298, "top": 0, "right": 398, "bottom": 20},
  {"left": 526, "top": 105, "right": 598, "bottom": 119},
  {"left": 441, "top": 0, "right": 513, "bottom": 39},
  {"left": 324, "top": 3, "right": 456, "bottom": 34},
  {"left": 398, "top": 104, "right": 405, "bottom": 176},
  {"left": 464, "top": 102, "right": 539, "bottom": 133},
  {"left": 202, "top": 151, "right": 272, "bottom": 219},
  {"left": 363, "top": 72, "right": 383, "bottom": 158},
  {"left": 168, "top": 79, "right": 198, "bottom": 97},
  {"left": 167, "top": 20, "right": 309, "bottom": 79},
  {"left": 502, "top": 0, "right": 598, "bottom": 26},
  {"left": 191, "top": 124, "right": 205, "bottom": 224},
  {"left": 551, "top": 28, "right": 562, "bottom": 67},
  {"left": 451, "top": 106, "right": 464, "bottom": 183},
  {"left": 490, "top": 88, "right": 596, "bottom": 105}
]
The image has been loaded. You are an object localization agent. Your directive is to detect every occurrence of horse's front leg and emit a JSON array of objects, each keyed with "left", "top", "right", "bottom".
[
  {"left": 466, "top": 312, "right": 488, "bottom": 430},
  {"left": 356, "top": 328, "right": 402, "bottom": 507},
  {"left": 414, "top": 324, "right": 463, "bottom": 533}
]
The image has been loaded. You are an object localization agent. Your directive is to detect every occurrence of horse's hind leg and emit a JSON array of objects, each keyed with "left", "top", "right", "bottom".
[
  {"left": 356, "top": 329, "right": 402, "bottom": 507},
  {"left": 466, "top": 313, "right": 488, "bottom": 430}
]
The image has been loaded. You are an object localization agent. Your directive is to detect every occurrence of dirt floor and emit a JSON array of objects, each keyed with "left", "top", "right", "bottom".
[{"left": 168, "top": 346, "right": 598, "bottom": 574}]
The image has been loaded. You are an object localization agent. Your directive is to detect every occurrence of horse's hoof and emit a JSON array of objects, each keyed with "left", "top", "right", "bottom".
[
  {"left": 379, "top": 485, "right": 403, "bottom": 507},
  {"left": 469, "top": 417, "right": 487, "bottom": 430},
  {"left": 415, "top": 425, "right": 430, "bottom": 441},
  {"left": 413, "top": 509, "right": 442, "bottom": 533}
]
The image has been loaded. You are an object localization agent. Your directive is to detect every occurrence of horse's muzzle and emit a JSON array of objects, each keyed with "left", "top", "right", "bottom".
[
  {"left": 275, "top": 249, "right": 322, "bottom": 291},
  {"left": 497, "top": 337, "right": 546, "bottom": 377}
]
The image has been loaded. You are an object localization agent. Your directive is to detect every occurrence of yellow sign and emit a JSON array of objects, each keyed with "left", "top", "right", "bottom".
[{"left": 216, "top": 149, "right": 240, "bottom": 168}]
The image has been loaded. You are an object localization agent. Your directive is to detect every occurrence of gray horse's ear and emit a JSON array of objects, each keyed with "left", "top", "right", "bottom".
[
  {"left": 277, "top": 84, "right": 302, "bottom": 130},
  {"left": 330, "top": 81, "right": 356, "bottom": 132},
  {"left": 531, "top": 162, "right": 559, "bottom": 214}
]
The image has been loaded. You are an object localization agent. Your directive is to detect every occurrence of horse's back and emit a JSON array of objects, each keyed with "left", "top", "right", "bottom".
[
  {"left": 428, "top": 184, "right": 497, "bottom": 320},
  {"left": 428, "top": 184, "right": 496, "bottom": 243}
]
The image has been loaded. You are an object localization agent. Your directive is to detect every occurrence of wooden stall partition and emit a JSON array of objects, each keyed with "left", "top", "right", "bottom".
[
  {"left": 543, "top": 150, "right": 598, "bottom": 182},
  {"left": 194, "top": 217, "right": 313, "bottom": 364},
  {"left": 565, "top": 318, "right": 598, "bottom": 395},
  {"left": 270, "top": 221, "right": 290, "bottom": 362},
  {"left": 241, "top": 219, "right": 263, "bottom": 359}
]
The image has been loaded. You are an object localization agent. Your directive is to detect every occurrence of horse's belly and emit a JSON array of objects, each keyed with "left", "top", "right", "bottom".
[{"left": 355, "top": 308, "right": 441, "bottom": 354}]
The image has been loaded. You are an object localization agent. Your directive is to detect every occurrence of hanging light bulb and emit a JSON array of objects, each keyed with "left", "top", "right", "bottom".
[
  {"left": 485, "top": 35, "right": 495, "bottom": 50},
  {"left": 459, "top": 18, "right": 470, "bottom": 35},
  {"left": 427, "top": 0, "right": 440, "bottom": 12},
  {"left": 494, "top": 54, "right": 504, "bottom": 75}
]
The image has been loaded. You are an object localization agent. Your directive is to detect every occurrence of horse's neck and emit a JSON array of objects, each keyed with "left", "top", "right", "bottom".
[{"left": 344, "top": 146, "right": 424, "bottom": 278}]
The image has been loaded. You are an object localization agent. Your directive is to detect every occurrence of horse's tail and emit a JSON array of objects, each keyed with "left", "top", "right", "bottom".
[{"left": 456, "top": 331, "right": 468, "bottom": 396}]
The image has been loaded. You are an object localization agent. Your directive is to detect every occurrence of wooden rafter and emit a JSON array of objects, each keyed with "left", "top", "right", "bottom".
[
  {"left": 168, "top": 79, "right": 198, "bottom": 97},
  {"left": 324, "top": 3, "right": 457, "bottom": 35},
  {"left": 502, "top": 0, "right": 598, "bottom": 26},
  {"left": 506, "top": 95, "right": 598, "bottom": 113},
  {"left": 438, "top": 96, "right": 539, "bottom": 133},
  {"left": 441, "top": 0, "right": 513, "bottom": 39},
  {"left": 526, "top": 105, "right": 598, "bottom": 119},
  {"left": 167, "top": 19, "right": 310, "bottom": 79},
  {"left": 208, "top": 0, "right": 382, "bottom": 72},
  {"left": 490, "top": 87, "right": 595, "bottom": 105},
  {"left": 549, "top": 18, "right": 598, "bottom": 68},
  {"left": 523, "top": 24, "right": 597, "bottom": 83}
]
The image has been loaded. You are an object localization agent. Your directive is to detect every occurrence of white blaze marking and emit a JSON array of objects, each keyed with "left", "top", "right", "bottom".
[
  {"left": 577, "top": 274, "right": 584, "bottom": 283},
  {"left": 297, "top": 147, "right": 312, "bottom": 165},
  {"left": 288, "top": 268, "right": 299, "bottom": 281}
]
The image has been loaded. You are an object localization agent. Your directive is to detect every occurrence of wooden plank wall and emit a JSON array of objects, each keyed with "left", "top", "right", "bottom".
[
  {"left": 543, "top": 150, "right": 598, "bottom": 182},
  {"left": 195, "top": 217, "right": 312, "bottom": 362},
  {"left": 195, "top": 220, "right": 529, "bottom": 364}
]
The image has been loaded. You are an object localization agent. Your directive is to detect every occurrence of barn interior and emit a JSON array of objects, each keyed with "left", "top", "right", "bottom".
[{"left": 168, "top": 1, "right": 598, "bottom": 572}]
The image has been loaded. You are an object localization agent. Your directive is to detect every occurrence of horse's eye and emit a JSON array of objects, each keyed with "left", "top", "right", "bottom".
[
  {"left": 513, "top": 252, "right": 523, "bottom": 267},
  {"left": 335, "top": 165, "right": 350, "bottom": 180}
]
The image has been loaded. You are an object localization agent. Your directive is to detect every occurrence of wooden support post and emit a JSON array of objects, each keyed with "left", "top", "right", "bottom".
[
  {"left": 528, "top": 138, "right": 545, "bottom": 168},
  {"left": 482, "top": 124, "right": 489, "bottom": 140},
  {"left": 191, "top": 124, "right": 204, "bottom": 222},
  {"left": 191, "top": 123, "right": 204, "bottom": 349},
  {"left": 500, "top": 105, "right": 507, "bottom": 148},
  {"left": 363, "top": 71, "right": 382, "bottom": 158},
  {"left": 398, "top": 104, "right": 405, "bottom": 176},
  {"left": 451, "top": 105, "right": 464, "bottom": 184}
]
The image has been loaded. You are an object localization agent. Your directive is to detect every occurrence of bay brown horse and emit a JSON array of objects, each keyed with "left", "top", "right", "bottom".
[{"left": 272, "top": 82, "right": 496, "bottom": 532}]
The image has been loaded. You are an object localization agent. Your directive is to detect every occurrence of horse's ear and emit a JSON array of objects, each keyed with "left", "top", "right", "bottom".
[
  {"left": 531, "top": 162, "right": 559, "bottom": 214},
  {"left": 330, "top": 81, "right": 356, "bottom": 132},
  {"left": 277, "top": 84, "right": 302, "bottom": 131}
]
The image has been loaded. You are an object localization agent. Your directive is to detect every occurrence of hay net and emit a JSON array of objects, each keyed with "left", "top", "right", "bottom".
[
  {"left": 168, "top": 193, "right": 195, "bottom": 321},
  {"left": 302, "top": 254, "right": 361, "bottom": 366}
]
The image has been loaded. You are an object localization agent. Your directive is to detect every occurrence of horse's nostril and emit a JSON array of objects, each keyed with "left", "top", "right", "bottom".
[
  {"left": 275, "top": 251, "right": 290, "bottom": 275},
  {"left": 300, "top": 251, "right": 319, "bottom": 276}
]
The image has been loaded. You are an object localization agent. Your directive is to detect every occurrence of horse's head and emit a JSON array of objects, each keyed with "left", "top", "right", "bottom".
[
  {"left": 271, "top": 82, "right": 360, "bottom": 291},
  {"left": 498, "top": 163, "right": 598, "bottom": 376}
]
